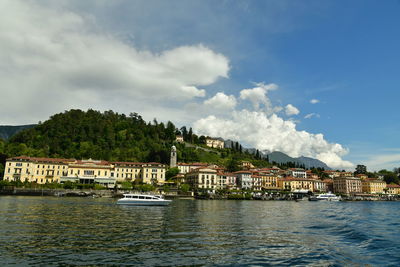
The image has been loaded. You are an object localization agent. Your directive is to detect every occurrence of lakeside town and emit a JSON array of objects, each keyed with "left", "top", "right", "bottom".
[{"left": 1, "top": 136, "right": 400, "bottom": 200}]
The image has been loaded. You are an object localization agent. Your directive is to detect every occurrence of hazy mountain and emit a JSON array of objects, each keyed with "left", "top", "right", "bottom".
[
  {"left": 265, "top": 151, "right": 331, "bottom": 169},
  {"left": 226, "top": 139, "right": 331, "bottom": 169},
  {"left": 0, "top": 125, "right": 36, "bottom": 140}
]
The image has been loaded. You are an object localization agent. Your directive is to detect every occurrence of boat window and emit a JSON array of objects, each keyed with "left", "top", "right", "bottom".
[
  {"left": 132, "top": 195, "right": 138, "bottom": 199},
  {"left": 145, "top": 196, "right": 152, "bottom": 199},
  {"left": 126, "top": 195, "right": 131, "bottom": 198},
  {"left": 139, "top": 196, "right": 145, "bottom": 199}
]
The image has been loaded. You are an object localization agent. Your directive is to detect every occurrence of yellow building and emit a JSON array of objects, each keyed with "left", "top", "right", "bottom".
[
  {"left": 333, "top": 177, "right": 362, "bottom": 195},
  {"left": 205, "top": 138, "right": 224, "bottom": 149},
  {"left": 259, "top": 174, "right": 279, "bottom": 190},
  {"left": 3, "top": 156, "right": 72, "bottom": 184},
  {"left": 62, "top": 159, "right": 115, "bottom": 188},
  {"left": 278, "top": 177, "right": 314, "bottom": 192},
  {"left": 113, "top": 162, "right": 142, "bottom": 182},
  {"left": 185, "top": 168, "right": 218, "bottom": 190},
  {"left": 362, "top": 179, "right": 386, "bottom": 194},
  {"left": 141, "top": 163, "right": 166, "bottom": 185},
  {"left": 386, "top": 184, "right": 400, "bottom": 195},
  {"left": 3, "top": 156, "right": 166, "bottom": 187}
]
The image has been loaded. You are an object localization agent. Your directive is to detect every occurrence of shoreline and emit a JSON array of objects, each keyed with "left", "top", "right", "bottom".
[{"left": 1, "top": 188, "right": 399, "bottom": 201}]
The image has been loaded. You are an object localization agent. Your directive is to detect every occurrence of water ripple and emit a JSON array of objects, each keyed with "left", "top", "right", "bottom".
[{"left": 0, "top": 197, "right": 400, "bottom": 266}]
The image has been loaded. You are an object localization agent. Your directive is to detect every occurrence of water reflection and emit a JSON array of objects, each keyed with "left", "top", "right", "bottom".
[{"left": 0, "top": 196, "right": 400, "bottom": 266}]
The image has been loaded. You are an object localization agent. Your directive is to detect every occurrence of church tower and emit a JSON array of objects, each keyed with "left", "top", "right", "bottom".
[{"left": 170, "top": 145, "right": 177, "bottom": 168}]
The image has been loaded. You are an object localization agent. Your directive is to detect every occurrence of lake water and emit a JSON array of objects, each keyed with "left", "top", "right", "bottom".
[{"left": 0, "top": 196, "right": 399, "bottom": 266}]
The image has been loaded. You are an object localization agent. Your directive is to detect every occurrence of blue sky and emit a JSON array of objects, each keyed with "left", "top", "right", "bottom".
[{"left": 1, "top": 0, "right": 400, "bottom": 171}]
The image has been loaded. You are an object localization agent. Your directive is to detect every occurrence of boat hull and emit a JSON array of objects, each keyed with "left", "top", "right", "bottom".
[{"left": 117, "top": 199, "right": 171, "bottom": 206}]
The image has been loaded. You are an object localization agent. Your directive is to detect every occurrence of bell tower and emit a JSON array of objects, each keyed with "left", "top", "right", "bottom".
[{"left": 170, "top": 145, "right": 177, "bottom": 168}]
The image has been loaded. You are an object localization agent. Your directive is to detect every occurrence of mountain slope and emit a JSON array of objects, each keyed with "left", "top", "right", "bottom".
[
  {"left": 0, "top": 125, "right": 36, "bottom": 140},
  {"left": 266, "top": 151, "right": 331, "bottom": 169}
]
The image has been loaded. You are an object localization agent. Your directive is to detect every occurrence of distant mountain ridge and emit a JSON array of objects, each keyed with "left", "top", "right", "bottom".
[
  {"left": 264, "top": 151, "right": 331, "bottom": 170},
  {"left": 0, "top": 125, "right": 36, "bottom": 140},
  {"left": 224, "top": 140, "right": 331, "bottom": 169}
]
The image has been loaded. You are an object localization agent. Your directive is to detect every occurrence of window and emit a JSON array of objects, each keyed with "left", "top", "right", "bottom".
[
  {"left": 16, "top": 163, "right": 22, "bottom": 167},
  {"left": 84, "top": 170, "right": 94, "bottom": 176}
]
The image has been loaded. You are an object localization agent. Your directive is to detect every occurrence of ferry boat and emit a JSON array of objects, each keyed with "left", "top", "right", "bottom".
[
  {"left": 117, "top": 193, "right": 172, "bottom": 206},
  {"left": 309, "top": 192, "right": 341, "bottom": 201}
]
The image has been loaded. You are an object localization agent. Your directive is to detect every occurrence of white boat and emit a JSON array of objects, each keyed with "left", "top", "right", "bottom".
[
  {"left": 309, "top": 192, "right": 341, "bottom": 201},
  {"left": 117, "top": 193, "right": 172, "bottom": 206}
]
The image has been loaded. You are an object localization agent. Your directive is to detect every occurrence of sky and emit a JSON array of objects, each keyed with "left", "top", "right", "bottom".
[{"left": 1, "top": 0, "right": 400, "bottom": 171}]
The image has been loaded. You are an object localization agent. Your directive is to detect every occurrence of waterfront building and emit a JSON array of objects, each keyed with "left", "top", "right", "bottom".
[
  {"left": 185, "top": 168, "right": 218, "bottom": 190},
  {"left": 205, "top": 138, "right": 224, "bottom": 149},
  {"left": 217, "top": 172, "right": 237, "bottom": 190},
  {"left": 278, "top": 177, "right": 314, "bottom": 192},
  {"left": 141, "top": 163, "right": 166, "bottom": 185},
  {"left": 3, "top": 156, "right": 72, "bottom": 184},
  {"left": 251, "top": 175, "right": 262, "bottom": 191},
  {"left": 112, "top": 162, "right": 143, "bottom": 182},
  {"left": 61, "top": 159, "right": 115, "bottom": 188},
  {"left": 288, "top": 168, "right": 307, "bottom": 179},
  {"left": 361, "top": 179, "right": 386, "bottom": 194},
  {"left": 3, "top": 156, "right": 166, "bottom": 186},
  {"left": 177, "top": 162, "right": 208, "bottom": 174},
  {"left": 259, "top": 173, "right": 279, "bottom": 190},
  {"left": 234, "top": 171, "right": 253, "bottom": 190},
  {"left": 385, "top": 184, "right": 400, "bottom": 195},
  {"left": 333, "top": 177, "right": 362, "bottom": 195},
  {"left": 313, "top": 180, "right": 327, "bottom": 193},
  {"left": 323, "top": 178, "right": 334, "bottom": 192}
]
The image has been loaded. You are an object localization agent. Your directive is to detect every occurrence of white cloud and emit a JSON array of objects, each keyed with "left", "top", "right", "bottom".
[
  {"left": 285, "top": 104, "right": 299, "bottom": 116},
  {"left": 304, "top": 113, "right": 320, "bottom": 119},
  {"left": 0, "top": 0, "right": 229, "bottom": 124},
  {"left": 204, "top": 92, "right": 237, "bottom": 110},
  {"left": 193, "top": 110, "right": 353, "bottom": 169},
  {"left": 239, "top": 82, "right": 278, "bottom": 111},
  {"left": 363, "top": 153, "right": 400, "bottom": 172},
  {"left": 310, "top": 99, "right": 320, "bottom": 104}
]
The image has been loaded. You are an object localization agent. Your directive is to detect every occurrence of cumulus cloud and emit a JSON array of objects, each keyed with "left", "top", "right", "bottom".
[
  {"left": 193, "top": 110, "right": 353, "bottom": 169},
  {"left": 285, "top": 104, "right": 299, "bottom": 116},
  {"left": 304, "top": 113, "right": 320, "bottom": 119},
  {"left": 204, "top": 92, "right": 237, "bottom": 110},
  {"left": 239, "top": 82, "right": 278, "bottom": 111},
  {"left": 0, "top": 0, "right": 229, "bottom": 124},
  {"left": 310, "top": 99, "right": 320, "bottom": 104}
]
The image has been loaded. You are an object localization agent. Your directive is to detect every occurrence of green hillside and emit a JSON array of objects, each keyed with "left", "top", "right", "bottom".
[{"left": 0, "top": 109, "right": 271, "bottom": 177}]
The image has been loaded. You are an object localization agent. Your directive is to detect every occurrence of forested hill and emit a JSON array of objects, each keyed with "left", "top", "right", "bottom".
[
  {"left": 2, "top": 109, "right": 268, "bottom": 168},
  {"left": 5, "top": 109, "right": 178, "bottom": 163}
]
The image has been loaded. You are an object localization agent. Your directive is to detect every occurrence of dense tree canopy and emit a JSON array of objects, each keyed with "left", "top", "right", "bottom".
[{"left": 1, "top": 109, "right": 272, "bottom": 171}]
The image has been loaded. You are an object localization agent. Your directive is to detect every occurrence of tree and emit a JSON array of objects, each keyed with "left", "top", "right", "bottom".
[
  {"left": 166, "top": 167, "right": 180, "bottom": 180},
  {"left": 383, "top": 172, "right": 399, "bottom": 185},
  {"left": 179, "top": 184, "right": 190, "bottom": 193},
  {"left": 226, "top": 158, "right": 240, "bottom": 172}
]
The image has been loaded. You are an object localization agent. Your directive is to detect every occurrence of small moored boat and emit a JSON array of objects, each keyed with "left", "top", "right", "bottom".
[
  {"left": 309, "top": 192, "right": 341, "bottom": 201},
  {"left": 117, "top": 194, "right": 172, "bottom": 206}
]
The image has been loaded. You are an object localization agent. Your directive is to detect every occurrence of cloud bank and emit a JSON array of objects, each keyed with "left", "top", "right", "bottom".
[
  {"left": 194, "top": 84, "right": 353, "bottom": 169},
  {"left": 0, "top": 0, "right": 229, "bottom": 124}
]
